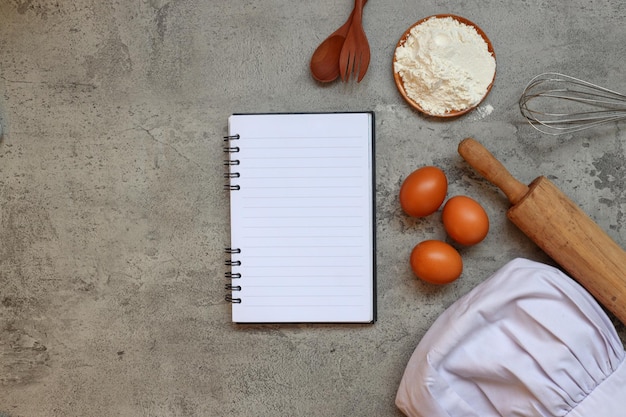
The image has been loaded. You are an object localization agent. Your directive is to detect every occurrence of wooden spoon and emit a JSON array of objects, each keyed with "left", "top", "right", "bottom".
[{"left": 310, "top": 0, "right": 367, "bottom": 83}]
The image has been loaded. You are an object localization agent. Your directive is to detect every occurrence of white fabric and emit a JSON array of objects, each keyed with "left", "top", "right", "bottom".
[{"left": 396, "top": 258, "right": 626, "bottom": 417}]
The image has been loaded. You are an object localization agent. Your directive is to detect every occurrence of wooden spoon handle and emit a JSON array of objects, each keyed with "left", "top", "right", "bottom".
[{"left": 458, "top": 138, "right": 529, "bottom": 205}]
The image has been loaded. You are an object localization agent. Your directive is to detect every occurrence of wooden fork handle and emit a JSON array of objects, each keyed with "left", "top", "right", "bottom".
[{"left": 353, "top": 0, "right": 365, "bottom": 21}]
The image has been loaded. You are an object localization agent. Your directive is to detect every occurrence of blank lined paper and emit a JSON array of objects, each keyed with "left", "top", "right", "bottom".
[{"left": 225, "top": 112, "right": 376, "bottom": 323}]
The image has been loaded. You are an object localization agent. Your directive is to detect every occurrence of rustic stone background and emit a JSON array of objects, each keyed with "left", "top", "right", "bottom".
[{"left": 1, "top": 1, "right": 625, "bottom": 416}]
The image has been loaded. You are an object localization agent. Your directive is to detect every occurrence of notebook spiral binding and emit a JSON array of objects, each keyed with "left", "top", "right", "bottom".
[
  {"left": 224, "top": 248, "right": 242, "bottom": 303},
  {"left": 224, "top": 134, "right": 242, "bottom": 304}
]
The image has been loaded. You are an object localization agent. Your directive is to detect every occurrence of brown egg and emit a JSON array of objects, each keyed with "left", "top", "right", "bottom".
[
  {"left": 399, "top": 166, "right": 448, "bottom": 217},
  {"left": 442, "top": 195, "right": 489, "bottom": 245},
  {"left": 410, "top": 240, "right": 463, "bottom": 284}
]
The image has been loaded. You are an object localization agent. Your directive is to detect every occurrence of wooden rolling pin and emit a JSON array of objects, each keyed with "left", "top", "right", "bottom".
[{"left": 459, "top": 138, "right": 626, "bottom": 325}]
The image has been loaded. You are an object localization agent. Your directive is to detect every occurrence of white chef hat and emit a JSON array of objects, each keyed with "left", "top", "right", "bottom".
[{"left": 396, "top": 258, "right": 626, "bottom": 417}]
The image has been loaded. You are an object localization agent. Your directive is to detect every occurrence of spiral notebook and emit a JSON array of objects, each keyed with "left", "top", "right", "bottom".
[{"left": 224, "top": 112, "right": 376, "bottom": 324}]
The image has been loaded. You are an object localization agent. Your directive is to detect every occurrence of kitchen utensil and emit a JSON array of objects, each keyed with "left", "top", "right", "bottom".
[
  {"left": 339, "top": 0, "right": 370, "bottom": 82},
  {"left": 458, "top": 137, "right": 626, "bottom": 325},
  {"left": 393, "top": 15, "right": 496, "bottom": 117},
  {"left": 519, "top": 72, "right": 626, "bottom": 135},
  {"left": 309, "top": 0, "right": 368, "bottom": 83}
]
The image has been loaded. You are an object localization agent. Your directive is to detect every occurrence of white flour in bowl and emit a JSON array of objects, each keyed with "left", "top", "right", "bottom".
[{"left": 394, "top": 16, "right": 496, "bottom": 115}]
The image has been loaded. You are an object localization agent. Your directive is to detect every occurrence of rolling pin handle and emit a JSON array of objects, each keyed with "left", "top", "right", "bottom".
[{"left": 458, "top": 138, "right": 530, "bottom": 205}]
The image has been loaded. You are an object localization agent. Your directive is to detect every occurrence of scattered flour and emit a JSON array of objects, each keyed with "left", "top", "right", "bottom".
[
  {"left": 472, "top": 104, "right": 494, "bottom": 120},
  {"left": 394, "top": 16, "right": 496, "bottom": 115}
]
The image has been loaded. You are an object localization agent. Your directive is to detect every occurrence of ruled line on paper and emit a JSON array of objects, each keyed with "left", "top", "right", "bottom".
[
  {"left": 243, "top": 136, "right": 363, "bottom": 141},
  {"left": 245, "top": 294, "right": 366, "bottom": 299},
  {"left": 243, "top": 273, "right": 365, "bottom": 277},
  {"left": 243, "top": 185, "right": 363, "bottom": 189},
  {"left": 242, "top": 155, "right": 362, "bottom": 159},
  {"left": 242, "top": 244, "right": 365, "bottom": 248},
  {"left": 243, "top": 205, "right": 362, "bottom": 210},
  {"left": 242, "top": 236, "right": 364, "bottom": 240},
  {"left": 246, "top": 284, "right": 364, "bottom": 288},
  {"left": 238, "top": 174, "right": 360, "bottom": 177},
  {"left": 243, "top": 196, "right": 364, "bottom": 200},
  {"left": 240, "top": 303, "right": 367, "bottom": 308},
  {"left": 243, "top": 177, "right": 363, "bottom": 182},
  {"left": 244, "top": 145, "right": 364, "bottom": 149},
  {"left": 243, "top": 253, "right": 365, "bottom": 256},
  {"left": 243, "top": 215, "right": 364, "bottom": 219},
  {"left": 244, "top": 224, "right": 361, "bottom": 230},
  {"left": 240, "top": 262, "right": 361, "bottom": 269},
  {"left": 237, "top": 164, "right": 366, "bottom": 167}
]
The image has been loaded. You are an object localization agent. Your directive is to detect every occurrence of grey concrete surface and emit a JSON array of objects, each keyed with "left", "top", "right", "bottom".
[{"left": 1, "top": 1, "right": 626, "bottom": 416}]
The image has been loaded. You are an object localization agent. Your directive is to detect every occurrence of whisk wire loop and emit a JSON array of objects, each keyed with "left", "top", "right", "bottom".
[{"left": 519, "top": 72, "right": 626, "bottom": 135}]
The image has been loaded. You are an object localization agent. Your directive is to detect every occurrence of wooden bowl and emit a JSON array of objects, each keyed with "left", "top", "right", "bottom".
[{"left": 393, "top": 14, "right": 496, "bottom": 117}]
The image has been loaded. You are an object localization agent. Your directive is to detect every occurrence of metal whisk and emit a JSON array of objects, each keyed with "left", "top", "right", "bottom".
[{"left": 519, "top": 72, "right": 626, "bottom": 135}]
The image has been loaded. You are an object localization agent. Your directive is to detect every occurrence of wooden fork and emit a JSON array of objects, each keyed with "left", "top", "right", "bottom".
[{"left": 339, "top": 0, "right": 370, "bottom": 82}]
